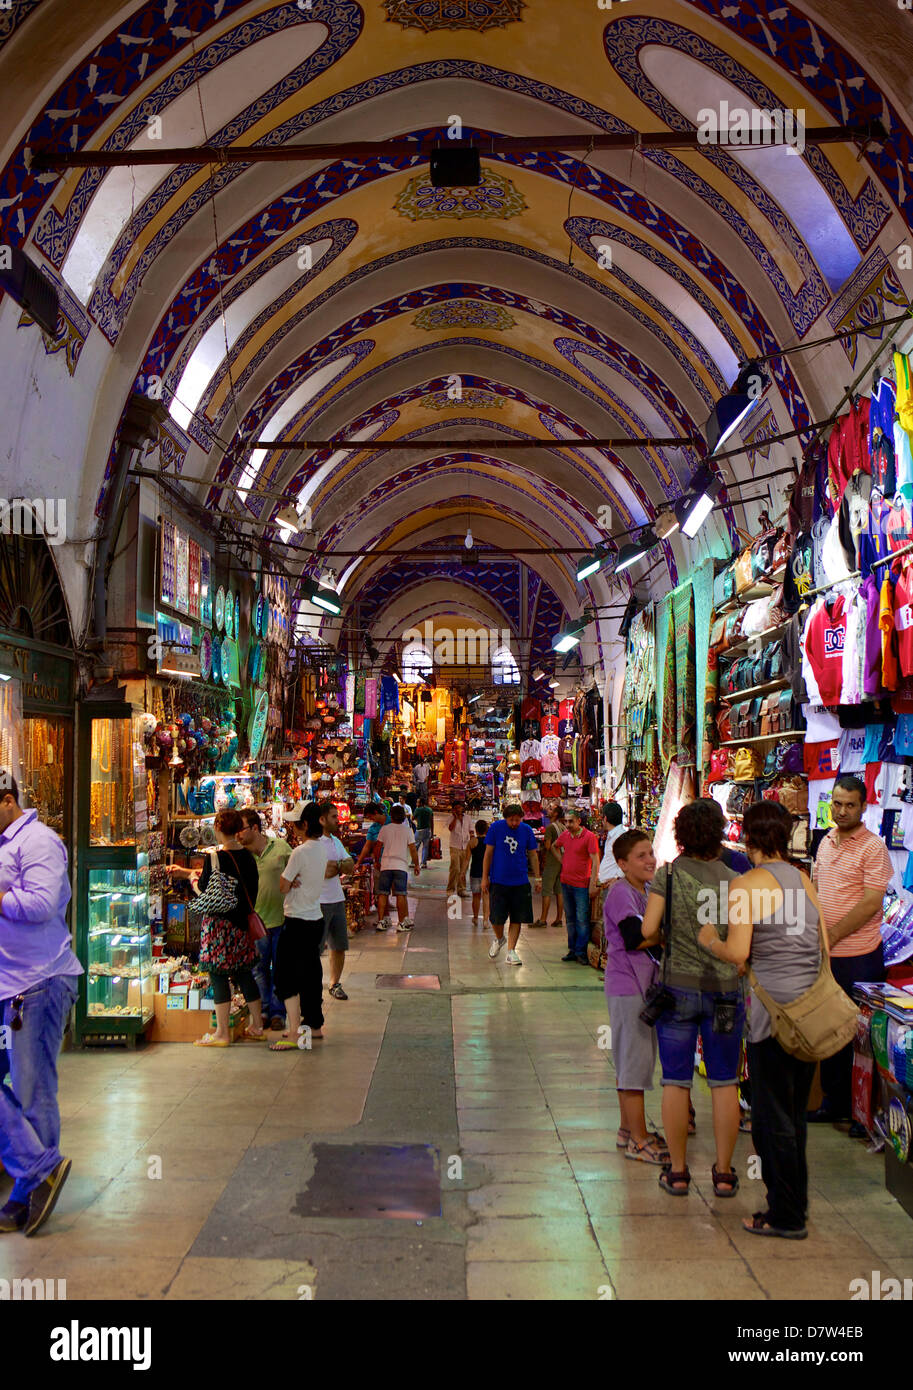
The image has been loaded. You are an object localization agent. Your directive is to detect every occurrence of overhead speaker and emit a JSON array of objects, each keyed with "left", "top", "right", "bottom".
[
  {"left": 0, "top": 246, "right": 59, "bottom": 337},
  {"left": 430, "top": 147, "right": 481, "bottom": 187}
]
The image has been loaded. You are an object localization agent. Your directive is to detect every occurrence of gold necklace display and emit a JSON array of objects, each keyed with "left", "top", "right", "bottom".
[{"left": 94, "top": 720, "right": 112, "bottom": 774}]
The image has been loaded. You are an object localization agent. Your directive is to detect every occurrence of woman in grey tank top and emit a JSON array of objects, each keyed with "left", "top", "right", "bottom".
[{"left": 698, "top": 802, "right": 825, "bottom": 1240}]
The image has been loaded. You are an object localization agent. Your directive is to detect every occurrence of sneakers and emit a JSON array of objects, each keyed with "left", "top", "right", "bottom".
[
  {"left": 505, "top": 949, "right": 521, "bottom": 965},
  {"left": 488, "top": 935, "right": 506, "bottom": 959},
  {"left": 328, "top": 983, "right": 348, "bottom": 1000},
  {"left": 561, "top": 951, "right": 577, "bottom": 962},
  {"left": 24, "top": 1158, "right": 71, "bottom": 1237},
  {"left": 397, "top": 917, "right": 414, "bottom": 931},
  {"left": 376, "top": 916, "right": 392, "bottom": 932}
]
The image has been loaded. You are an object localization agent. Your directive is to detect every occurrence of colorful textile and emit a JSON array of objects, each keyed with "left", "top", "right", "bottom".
[
  {"left": 673, "top": 581, "right": 697, "bottom": 767},
  {"left": 660, "top": 598, "right": 676, "bottom": 775}
]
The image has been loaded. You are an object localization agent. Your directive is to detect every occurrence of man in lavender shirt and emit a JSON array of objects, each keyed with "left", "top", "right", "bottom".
[{"left": 0, "top": 772, "right": 81, "bottom": 1236}]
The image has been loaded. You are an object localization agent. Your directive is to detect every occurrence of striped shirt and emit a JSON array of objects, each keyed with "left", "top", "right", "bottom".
[{"left": 812, "top": 824, "right": 892, "bottom": 957}]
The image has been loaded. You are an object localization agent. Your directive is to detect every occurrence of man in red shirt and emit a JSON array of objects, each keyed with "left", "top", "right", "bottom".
[
  {"left": 810, "top": 775, "right": 891, "bottom": 1131},
  {"left": 555, "top": 809, "right": 601, "bottom": 964}
]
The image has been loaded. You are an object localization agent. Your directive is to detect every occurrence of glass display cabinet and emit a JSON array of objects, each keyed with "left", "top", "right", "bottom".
[{"left": 76, "top": 703, "right": 154, "bottom": 1042}]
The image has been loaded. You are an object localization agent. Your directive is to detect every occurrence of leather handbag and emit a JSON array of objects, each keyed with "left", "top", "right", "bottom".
[
  {"left": 721, "top": 562, "right": 738, "bottom": 606},
  {"left": 714, "top": 563, "right": 735, "bottom": 610},
  {"left": 771, "top": 531, "right": 791, "bottom": 572},
  {"left": 733, "top": 746, "right": 762, "bottom": 781},
  {"left": 717, "top": 706, "right": 733, "bottom": 743},
  {"left": 735, "top": 547, "right": 755, "bottom": 595},
  {"left": 749, "top": 915, "right": 859, "bottom": 1062},
  {"left": 777, "top": 690, "right": 794, "bottom": 731},
  {"left": 781, "top": 742, "right": 804, "bottom": 774},
  {"left": 708, "top": 749, "right": 731, "bottom": 783},
  {"left": 789, "top": 816, "right": 809, "bottom": 855},
  {"left": 778, "top": 778, "right": 809, "bottom": 816},
  {"left": 189, "top": 848, "right": 240, "bottom": 919},
  {"left": 710, "top": 614, "right": 728, "bottom": 650},
  {"left": 747, "top": 697, "right": 764, "bottom": 737}
]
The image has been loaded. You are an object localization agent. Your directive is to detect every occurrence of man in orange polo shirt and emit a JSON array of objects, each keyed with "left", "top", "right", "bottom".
[{"left": 810, "top": 774, "right": 892, "bottom": 1128}]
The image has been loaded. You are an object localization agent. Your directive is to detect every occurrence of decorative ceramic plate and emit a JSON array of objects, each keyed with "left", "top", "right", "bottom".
[
  {"left": 224, "top": 590, "right": 234, "bottom": 639},
  {"left": 214, "top": 586, "right": 225, "bottom": 632},
  {"left": 221, "top": 641, "right": 231, "bottom": 684},
  {"left": 234, "top": 593, "right": 241, "bottom": 639},
  {"left": 200, "top": 631, "right": 212, "bottom": 681},
  {"left": 210, "top": 635, "right": 221, "bottom": 682},
  {"left": 255, "top": 594, "right": 265, "bottom": 638}
]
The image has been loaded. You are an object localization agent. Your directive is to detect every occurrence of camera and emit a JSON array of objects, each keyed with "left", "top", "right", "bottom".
[{"left": 639, "top": 981, "right": 676, "bottom": 1028}]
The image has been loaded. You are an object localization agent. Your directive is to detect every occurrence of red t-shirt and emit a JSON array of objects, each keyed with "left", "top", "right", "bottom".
[
  {"left": 894, "top": 560, "right": 913, "bottom": 679},
  {"left": 804, "top": 740, "right": 839, "bottom": 779},
  {"left": 540, "top": 715, "right": 560, "bottom": 737},
  {"left": 556, "top": 828, "right": 599, "bottom": 887}
]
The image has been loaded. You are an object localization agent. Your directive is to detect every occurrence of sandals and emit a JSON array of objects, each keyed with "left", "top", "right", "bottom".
[
  {"left": 625, "top": 1136, "right": 670, "bottom": 1165},
  {"left": 711, "top": 1164, "right": 739, "bottom": 1197},
  {"left": 240, "top": 1027, "right": 268, "bottom": 1041},
  {"left": 616, "top": 1127, "right": 666, "bottom": 1150},
  {"left": 743, "top": 1211, "right": 808, "bottom": 1240},
  {"left": 193, "top": 1033, "right": 229, "bottom": 1047},
  {"left": 530, "top": 919, "right": 548, "bottom": 928},
  {"left": 658, "top": 1164, "right": 691, "bottom": 1196},
  {"left": 328, "top": 984, "right": 348, "bottom": 1000},
  {"left": 269, "top": 1039, "right": 301, "bottom": 1051}
]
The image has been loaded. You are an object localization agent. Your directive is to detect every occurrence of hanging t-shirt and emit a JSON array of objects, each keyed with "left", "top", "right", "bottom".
[
  {"left": 803, "top": 594, "right": 848, "bottom": 706},
  {"left": 861, "top": 575, "right": 883, "bottom": 697},
  {"left": 896, "top": 713, "right": 913, "bottom": 756},
  {"left": 801, "top": 704, "right": 842, "bottom": 742},
  {"left": 893, "top": 559, "right": 913, "bottom": 678},
  {"left": 836, "top": 726, "right": 866, "bottom": 774},
  {"left": 884, "top": 498, "right": 913, "bottom": 554},
  {"left": 880, "top": 575, "right": 900, "bottom": 691},
  {"left": 827, "top": 397, "right": 871, "bottom": 506},
  {"left": 895, "top": 421, "right": 913, "bottom": 500},
  {"left": 811, "top": 516, "right": 831, "bottom": 590},
  {"left": 559, "top": 699, "right": 576, "bottom": 722},
  {"left": 808, "top": 777, "right": 836, "bottom": 832},
  {"left": 784, "top": 530, "right": 814, "bottom": 613},
  {"left": 539, "top": 734, "right": 561, "bottom": 772},
  {"left": 804, "top": 740, "right": 839, "bottom": 779},
  {"left": 870, "top": 376, "right": 898, "bottom": 497},
  {"left": 862, "top": 723, "right": 886, "bottom": 765},
  {"left": 540, "top": 715, "right": 559, "bottom": 737}
]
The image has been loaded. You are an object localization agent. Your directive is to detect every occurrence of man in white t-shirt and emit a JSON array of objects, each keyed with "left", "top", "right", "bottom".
[
  {"left": 598, "top": 802, "right": 626, "bottom": 885},
  {"left": 412, "top": 759, "right": 431, "bottom": 798},
  {"left": 319, "top": 802, "right": 355, "bottom": 1001},
  {"left": 274, "top": 802, "right": 335, "bottom": 1049},
  {"left": 375, "top": 804, "right": 420, "bottom": 932}
]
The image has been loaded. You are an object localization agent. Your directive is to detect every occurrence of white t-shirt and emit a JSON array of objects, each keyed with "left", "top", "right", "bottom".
[
  {"left": 320, "top": 833, "right": 348, "bottom": 905},
  {"left": 598, "top": 824, "right": 627, "bottom": 884},
  {"left": 448, "top": 816, "right": 473, "bottom": 851},
  {"left": 378, "top": 820, "right": 416, "bottom": 872},
  {"left": 413, "top": 762, "right": 430, "bottom": 783},
  {"left": 283, "top": 839, "right": 329, "bottom": 920},
  {"left": 802, "top": 704, "right": 842, "bottom": 742},
  {"left": 392, "top": 800, "right": 414, "bottom": 823},
  {"left": 836, "top": 727, "right": 866, "bottom": 774}
]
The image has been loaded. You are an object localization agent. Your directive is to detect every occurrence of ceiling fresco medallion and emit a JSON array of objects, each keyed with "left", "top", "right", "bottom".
[
  {"left": 395, "top": 167, "right": 527, "bottom": 221},
  {"left": 420, "top": 388, "right": 504, "bottom": 409},
  {"left": 413, "top": 301, "right": 516, "bottom": 331},
  {"left": 382, "top": 0, "right": 525, "bottom": 32}
]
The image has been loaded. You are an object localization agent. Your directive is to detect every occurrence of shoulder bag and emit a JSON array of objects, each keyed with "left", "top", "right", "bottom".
[
  {"left": 188, "top": 848, "right": 240, "bottom": 918},
  {"left": 225, "top": 849, "right": 267, "bottom": 943},
  {"left": 748, "top": 912, "right": 859, "bottom": 1062}
]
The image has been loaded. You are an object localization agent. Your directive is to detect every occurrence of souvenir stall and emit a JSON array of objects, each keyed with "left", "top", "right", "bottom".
[{"left": 0, "top": 530, "right": 76, "bottom": 849}]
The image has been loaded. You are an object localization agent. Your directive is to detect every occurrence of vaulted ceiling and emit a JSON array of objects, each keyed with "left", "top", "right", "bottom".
[{"left": 2, "top": 0, "right": 912, "bottom": 678}]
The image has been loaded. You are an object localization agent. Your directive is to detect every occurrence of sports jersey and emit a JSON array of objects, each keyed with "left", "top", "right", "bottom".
[
  {"left": 559, "top": 699, "right": 575, "bottom": 722},
  {"left": 870, "top": 376, "right": 898, "bottom": 497},
  {"left": 894, "top": 559, "right": 913, "bottom": 678},
  {"left": 802, "top": 595, "right": 848, "bottom": 706},
  {"left": 836, "top": 726, "right": 866, "bottom": 773},
  {"left": 827, "top": 397, "right": 871, "bottom": 506},
  {"left": 884, "top": 498, "right": 913, "bottom": 554},
  {"left": 880, "top": 575, "right": 900, "bottom": 692},
  {"left": 861, "top": 575, "right": 883, "bottom": 697}
]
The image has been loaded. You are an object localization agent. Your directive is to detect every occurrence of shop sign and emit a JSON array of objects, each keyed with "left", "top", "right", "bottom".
[
  {"left": 0, "top": 639, "right": 72, "bottom": 705},
  {"left": 248, "top": 690, "right": 269, "bottom": 760}
]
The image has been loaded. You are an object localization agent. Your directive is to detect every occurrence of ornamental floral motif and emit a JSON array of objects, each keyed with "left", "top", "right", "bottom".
[
  {"left": 413, "top": 301, "right": 516, "bottom": 331},
  {"left": 382, "top": 0, "right": 524, "bottom": 33},
  {"left": 395, "top": 167, "right": 527, "bottom": 221},
  {"left": 420, "top": 388, "right": 504, "bottom": 410}
]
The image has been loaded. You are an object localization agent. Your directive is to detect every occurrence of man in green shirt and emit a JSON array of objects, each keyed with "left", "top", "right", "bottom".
[
  {"left": 414, "top": 796, "right": 433, "bottom": 868},
  {"left": 239, "top": 810, "right": 292, "bottom": 1029}
]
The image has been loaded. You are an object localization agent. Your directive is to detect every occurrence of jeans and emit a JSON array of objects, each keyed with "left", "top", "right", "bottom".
[
  {"left": 414, "top": 829, "right": 431, "bottom": 867},
  {"left": 747, "top": 1037, "right": 815, "bottom": 1230},
  {"left": 656, "top": 987, "right": 745, "bottom": 1086},
  {"left": 0, "top": 974, "right": 79, "bottom": 1202},
  {"left": 254, "top": 925, "right": 285, "bottom": 1020},
  {"left": 819, "top": 943, "right": 884, "bottom": 1117},
  {"left": 562, "top": 884, "right": 591, "bottom": 958}
]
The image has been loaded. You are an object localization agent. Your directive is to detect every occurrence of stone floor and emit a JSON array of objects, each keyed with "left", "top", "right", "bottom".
[{"left": 2, "top": 842, "right": 911, "bottom": 1300}]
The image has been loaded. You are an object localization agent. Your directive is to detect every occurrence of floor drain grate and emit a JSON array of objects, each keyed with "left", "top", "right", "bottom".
[{"left": 294, "top": 1142, "right": 441, "bottom": 1219}]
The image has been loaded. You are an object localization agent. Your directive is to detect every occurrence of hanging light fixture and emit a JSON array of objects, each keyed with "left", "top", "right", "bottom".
[
  {"left": 615, "top": 528, "right": 660, "bottom": 574},
  {"left": 548, "top": 675, "right": 560, "bottom": 689},
  {"left": 532, "top": 666, "right": 546, "bottom": 681},
  {"left": 676, "top": 467, "right": 722, "bottom": 538},
  {"left": 705, "top": 362, "right": 768, "bottom": 455},
  {"left": 302, "top": 582, "right": 341, "bottom": 615},
  {"left": 552, "top": 616, "right": 587, "bottom": 652},
  {"left": 276, "top": 504, "right": 302, "bottom": 532},
  {"left": 576, "top": 543, "right": 611, "bottom": 582}
]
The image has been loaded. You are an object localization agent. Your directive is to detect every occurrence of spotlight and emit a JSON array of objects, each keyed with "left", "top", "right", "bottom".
[
  {"left": 576, "top": 543, "right": 611, "bottom": 583},
  {"left": 468, "top": 693, "right": 482, "bottom": 704},
  {"left": 302, "top": 582, "right": 341, "bottom": 615},
  {"left": 653, "top": 509, "right": 680, "bottom": 541},
  {"left": 532, "top": 667, "right": 546, "bottom": 681},
  {"left": 705, "top": 362, "right": 768, "bottom": 455},
  {"left": 276, "top": 505, "right": 302, "bottom": 532},
  {"left": 552, "top": 616, "right": 587, "bottom": 653},
  {"left": 548, "top": 675, "right": 560, "bottom": 689},
  {"left": 615, "top": 528, "right": 659, "bottom": 574},
  {"left": 677, "top": 468, "right": 722, "bottom": 538}
]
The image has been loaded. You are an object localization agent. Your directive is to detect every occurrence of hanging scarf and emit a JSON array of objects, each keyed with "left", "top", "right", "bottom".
[{"left": 672, "top": 583, "right": 696, "bottom": 768}]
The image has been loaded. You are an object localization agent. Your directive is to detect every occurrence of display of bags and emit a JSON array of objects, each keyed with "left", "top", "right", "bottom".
[
  {"left": 735, "top": 547, "right": 755, "bottom": 596},
  {"left": 733, "top": 746, "right": 762, "bottom": 781}
]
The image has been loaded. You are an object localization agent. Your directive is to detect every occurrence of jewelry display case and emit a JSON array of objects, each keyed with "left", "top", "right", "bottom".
[{"left": 76, "top": 702, "right": 153, "bottom": 1043}]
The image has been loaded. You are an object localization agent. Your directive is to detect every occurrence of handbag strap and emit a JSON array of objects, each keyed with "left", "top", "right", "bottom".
[
  {"left": 658, "top": 862, "right": 673, "bottom": 987},
  {"left": 223, "top": 849, "right": 254, "bottom": 913}
]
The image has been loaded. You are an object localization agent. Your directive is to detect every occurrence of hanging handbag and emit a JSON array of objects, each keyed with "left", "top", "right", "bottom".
[
  {"left": 778, "top": 778, "right": 809, "bottom": 816},
  {"left": 188, "top": 848, "right": 240, "bottom": 918},
  {"left": 708, "top": 748, "right": 731, "bottom": 783},
  {"left": 789, "top": 816, "right": 809, "bottom": 856},
  {"left": 771, "top": 531, "right": 791, "bottom": 572},
  {"left": 733, "top": 746, "right": 762, "bottom": 781},
  {"left": 735, "top": 547, "right": 755, "bottom": 596},
  {"left": 781, "top": 742, "right": 804, "bottom": 774},
  {"left": 748, "top": 915, "right": 859, "bottom": 1062},
  {"left": 225, "top": 850, "right": 266, "bottom": 944}
]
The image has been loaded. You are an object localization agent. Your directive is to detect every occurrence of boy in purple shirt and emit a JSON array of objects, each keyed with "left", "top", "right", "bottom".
[
  {"left": 0, "top": 773, "right": 81, "bottom": 1236},
  {"left": 603, "top": 830, "right": 668, "bottom": 1164}
]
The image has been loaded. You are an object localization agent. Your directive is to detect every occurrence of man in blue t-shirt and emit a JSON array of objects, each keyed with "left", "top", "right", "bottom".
[{"left": 482, "top": 804, "right": 540, "bottom": 966}]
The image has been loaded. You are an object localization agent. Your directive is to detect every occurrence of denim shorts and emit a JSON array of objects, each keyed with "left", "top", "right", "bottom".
[
  {"left": 378, "top": 868, "right": 408, "bottom": 895},
  {"left": 469, "top": 876, "right": 482, "bottom": 893},
  {"left": 655, "top": 987, "right": 745, "bottom": 1088}
]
